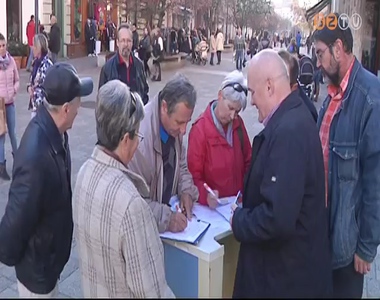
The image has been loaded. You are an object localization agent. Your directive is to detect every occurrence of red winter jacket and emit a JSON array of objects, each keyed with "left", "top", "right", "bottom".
[
  {"left": 26, "top": 21, "right": 35, "bottom": 47},
  {"left": 187, "top": 101, "right": 252, "bottom": 206}
]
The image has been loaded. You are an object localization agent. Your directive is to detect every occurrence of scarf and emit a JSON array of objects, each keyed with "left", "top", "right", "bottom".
[
  {"left": 31, "top": 51, "right": 48, "bottom": 84},
  {"left": 211, "top": 101, "right": 233, "bottom": 146},
  {"left": 0, "top": 52, "right": 10, "bottom": 71}
]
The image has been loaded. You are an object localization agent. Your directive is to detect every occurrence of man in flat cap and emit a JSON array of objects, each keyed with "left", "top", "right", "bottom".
[{"left": 0, "top": 62, "right": 93, "bottom": 297}]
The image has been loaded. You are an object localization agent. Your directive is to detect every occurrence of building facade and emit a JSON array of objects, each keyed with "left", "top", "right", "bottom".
[
  {"left": 309, "top": 0, "right": 380, "bottom": 76},
  {"left": 1, "top": 0, "right": 58, "bottom": 46},
  {"left": 331, "top": 0, "right": 380, "bottom": 75}
]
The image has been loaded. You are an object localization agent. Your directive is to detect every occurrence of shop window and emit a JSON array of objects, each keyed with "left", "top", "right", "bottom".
[
  {"left": 6, "top": 0, "right": 21, "bottom": 40},
  {"left": 73, "top": 0, "right": 82, "bottom": 41}
]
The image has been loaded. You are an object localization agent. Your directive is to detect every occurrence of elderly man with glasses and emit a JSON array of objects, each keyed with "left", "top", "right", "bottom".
[
  {"left": 73, "top": 80, "right": 174, "bottom": 298},
  {"left": 187, "top": 70, "right": 252, "bottom": 209},
  {"left": 314, "top": 13, "right": 380, "bottom": 298}
]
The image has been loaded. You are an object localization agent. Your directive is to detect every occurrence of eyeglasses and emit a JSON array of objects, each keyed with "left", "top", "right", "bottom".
[
  {"left": 223, "top": 83, "right": 248, "bottom": 96},
  {"left": 136, "top": 132, "right": 144, "bottom": 142},
  {"left": 316, "top": 44, "right": 332, "bottom": 61}
]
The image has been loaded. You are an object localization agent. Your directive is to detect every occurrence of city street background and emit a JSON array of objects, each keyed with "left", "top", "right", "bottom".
[{"left": 0, "top": 48, "right": 378, "bottom": 298}]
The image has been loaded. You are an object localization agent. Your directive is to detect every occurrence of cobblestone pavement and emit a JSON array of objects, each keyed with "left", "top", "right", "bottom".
[{"left": 0, "top": 50, "right": 378, "bottom": 298}]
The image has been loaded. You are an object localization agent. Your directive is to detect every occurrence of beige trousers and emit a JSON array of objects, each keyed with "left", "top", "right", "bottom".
[{"left": 17, "top": 280, "right": 59, "bottom": 298}]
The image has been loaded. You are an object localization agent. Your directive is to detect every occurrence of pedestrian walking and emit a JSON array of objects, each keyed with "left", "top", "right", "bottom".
[{"left": 0, "top": 62, "right": 93, "bottom": 298}]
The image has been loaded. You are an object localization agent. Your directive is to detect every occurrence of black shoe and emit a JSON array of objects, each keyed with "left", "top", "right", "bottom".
[{"left": 0, "top": 161, "right": 10, "bottom": 181}]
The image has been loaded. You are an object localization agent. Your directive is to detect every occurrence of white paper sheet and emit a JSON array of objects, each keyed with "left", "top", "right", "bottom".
[
  {"left": 216, "top": 203, "right": 234, "bottom": 222},
  {"left": 215, "top": 197, "right": 236, "bottom": 221},
  {"left": 160, "top": 218, "right": 210, "bottom": 244}
]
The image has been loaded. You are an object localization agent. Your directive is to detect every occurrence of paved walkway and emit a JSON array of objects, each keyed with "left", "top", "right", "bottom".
[{"left": 0, "top": 51, "right": 379, "bottom": 298}]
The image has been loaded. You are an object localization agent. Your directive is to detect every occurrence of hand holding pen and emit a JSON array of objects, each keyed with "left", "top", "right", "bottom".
[
  {"left": 167, "top": 205, "right": 188, "bottom": 233},
  {"left": 203, "top": 183, "right": 219, "bottom": 209}
]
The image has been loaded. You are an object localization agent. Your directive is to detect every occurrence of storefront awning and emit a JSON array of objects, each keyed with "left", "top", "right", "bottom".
[{"left": 305, "top": 0, "right": 331, "bottom": 21}]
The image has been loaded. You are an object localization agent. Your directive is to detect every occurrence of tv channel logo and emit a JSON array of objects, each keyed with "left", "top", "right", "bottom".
[{"left": 313, "top": 13, "right": 362, "bottom": 31}]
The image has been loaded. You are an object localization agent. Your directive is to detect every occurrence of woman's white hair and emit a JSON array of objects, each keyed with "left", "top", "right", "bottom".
[{"left": 219, "top": 70, "right": 248, "bottom": 111}]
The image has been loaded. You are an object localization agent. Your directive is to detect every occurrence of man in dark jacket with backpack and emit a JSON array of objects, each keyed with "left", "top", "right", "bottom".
[
  {"left": 278, "top": 50, "right": 318, "bottom": 122},
  {"left": 99, "top": 24, "right": 149, "bottom": 104}
]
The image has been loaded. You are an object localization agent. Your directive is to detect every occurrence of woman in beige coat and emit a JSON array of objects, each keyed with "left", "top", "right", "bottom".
[
  {"left": 215, "top": 29, "right": 224, "bottom": 64},
  {"left": 73, "top": 80, "right": 174, "bottom": 298},
  {"left": 209, "top": 31, "right": 217, "bottom": 65}
]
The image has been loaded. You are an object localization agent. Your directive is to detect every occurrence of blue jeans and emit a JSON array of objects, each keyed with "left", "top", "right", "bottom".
[
  {"left": 236, "top": 50, "right": 244, "bottom": 71},
  {"left": 26, "top": 46, "right": 34, "bottom": 70},
  {"left": 0, "top": 104, "right": 17, "bottom": 163}
]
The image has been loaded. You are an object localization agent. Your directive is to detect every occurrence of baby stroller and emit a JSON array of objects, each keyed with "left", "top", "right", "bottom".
[
  {"left": 298, "top": 55, "right": 315, "bottom": 99},
  {"left": 192, "top": 40, "right": 209, "bottom": 65}
]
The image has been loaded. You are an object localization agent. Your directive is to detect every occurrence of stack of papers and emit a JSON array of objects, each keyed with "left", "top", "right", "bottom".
[{"left": 160, "top": 218, "right": 210, "bottom": 245}]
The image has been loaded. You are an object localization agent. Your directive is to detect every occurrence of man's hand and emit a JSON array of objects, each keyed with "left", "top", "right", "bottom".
[
  {"left": 168, "top": 212, "right": 187, "bottom": 233},
  {"left": 207, "top": 190, "right": 219, "bottom": 209},
  {"left": 229, "top": 203, "right": 238, "bottom": 226},
  {"left": 180, "top": 193, "right": 193, "bottom": 220},
  {"left": 354, "top": 254, "right": 371, "bottom": 275}
]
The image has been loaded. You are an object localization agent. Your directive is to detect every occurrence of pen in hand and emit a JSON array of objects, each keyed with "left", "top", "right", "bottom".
[{"left": 203, "top": 183, "right": 217, "bottom": 198}]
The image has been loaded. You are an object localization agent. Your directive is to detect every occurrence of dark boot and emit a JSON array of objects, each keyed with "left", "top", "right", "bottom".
[{"left": 0, "top": 161, "right": 10, "bottom": 181}]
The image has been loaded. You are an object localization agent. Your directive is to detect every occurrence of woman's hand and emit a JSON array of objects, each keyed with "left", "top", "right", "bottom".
[
  {"left": 207, "top": 190, "right": 219, "bottom": 209},
  {"left": 28, "top": 86, "right": 33, "bottom": 97}
]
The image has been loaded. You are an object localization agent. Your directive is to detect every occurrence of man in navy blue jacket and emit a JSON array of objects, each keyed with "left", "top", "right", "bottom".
[
  {"left": 278, "top": 49, "right": 318, "bottom": 123},
  {"left": 231, "top": 49, "right": 332, "bottom": 298}
]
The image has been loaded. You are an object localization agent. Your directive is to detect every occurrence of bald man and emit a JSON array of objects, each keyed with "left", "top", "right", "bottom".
[{"left": 230, "top": 50, "right": 332, "bottom": 298}]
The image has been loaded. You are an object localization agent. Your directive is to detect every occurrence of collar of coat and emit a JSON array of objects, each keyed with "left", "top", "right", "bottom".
[
  {"left": 91, "top": 145, "right": 150, "bottom": 198},
  {"left": 262, "top": 90, "right": 303, "bottom": 135}
]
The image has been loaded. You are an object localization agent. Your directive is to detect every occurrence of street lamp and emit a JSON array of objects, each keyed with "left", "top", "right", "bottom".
[{"left": 35, "top": 0, "right": 39, "bottom": 34}]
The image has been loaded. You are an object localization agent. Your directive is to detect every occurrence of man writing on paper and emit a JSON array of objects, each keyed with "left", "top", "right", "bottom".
[
  {"left": 128, "top": 74, "right": 199, "bottom": 233},
  {"left": 230, "top": 50, "right": 332, "bottom": 298}
]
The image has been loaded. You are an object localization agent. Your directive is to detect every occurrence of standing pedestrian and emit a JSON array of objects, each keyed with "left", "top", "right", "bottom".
[
  {"left": 27, "top": 34, "right": 53, "bottom": 119},
  {"left": 85, "top": 18, "right": 95, "bottom": 57},
  {"left": 314, "top": 14, "right": 380, "bottom": 298},
  {"left": 99, "top": 24, "right": 149, "bottom": 104},
  {"left": 231, "top": 49, "right": 332, "bottom": 298},
  {"left": 215, "top": 29, "right": 224, "bottom": 65},
  {"left": 74, "top": 80, "right": 174, "bottom": 298},
  {"left": 0, "top": 62, "right": 93, "bottom": 298},
  {"left": 48, "top": 14, "right": 61, "bottom": 63},
  {"left": 0, "top": 33, "right": 19, "bottom": 180},
  {"left": 25, "top": 15, "right": 35, "bottom": 72},
  {"left": 209, "top": 31, "right": 216, "bottom": 65},
  {"left": 234, "top": 27, "right": 245, "bottom": 71}
]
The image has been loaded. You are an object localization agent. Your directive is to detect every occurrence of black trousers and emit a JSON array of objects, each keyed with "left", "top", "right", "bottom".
[
  {"left": 333, "top": 261, "right": 364, "bottom": 298},
  {"left": 216, "top": 51, "right": 221, "bottom": 64},
  {"left": 210, "top": 52, "right": 214, "bottom": 64},
  {"left": 86, "top": 39, "right": 94, "bottom": 55}
]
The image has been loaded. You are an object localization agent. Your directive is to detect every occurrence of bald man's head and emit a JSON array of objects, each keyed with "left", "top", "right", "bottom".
[{"left": 247, "top": 49, "right": 292, "bottom": 124}]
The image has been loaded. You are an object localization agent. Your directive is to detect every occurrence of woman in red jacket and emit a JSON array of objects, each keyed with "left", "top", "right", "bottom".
[{"left": 188, "top": 70, "right": 251, "bottom": 208}]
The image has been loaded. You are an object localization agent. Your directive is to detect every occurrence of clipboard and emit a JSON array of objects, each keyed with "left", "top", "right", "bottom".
[{"left": 160, "top": 218, "right": 211, "bottom": 245}]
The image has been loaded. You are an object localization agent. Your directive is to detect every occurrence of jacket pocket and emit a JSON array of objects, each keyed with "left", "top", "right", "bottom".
[
  {"left": 332, "top": 145, "right": 358, "bottom": 181},
  {"left": 207, "top": 138, "right": 231, "bottom": 172}
]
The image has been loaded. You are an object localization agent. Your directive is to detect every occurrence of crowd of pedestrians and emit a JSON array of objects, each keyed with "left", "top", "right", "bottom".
[{"left": 0, "top": 14, "right": 379, "bottom": 299}]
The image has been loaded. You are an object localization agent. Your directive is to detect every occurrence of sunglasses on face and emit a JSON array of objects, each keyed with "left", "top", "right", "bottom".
[{"left": 223, "top": 82, "right": 248, "bottom": 96}]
